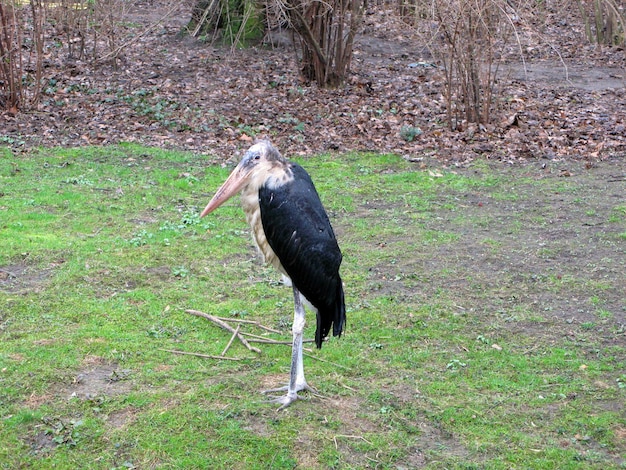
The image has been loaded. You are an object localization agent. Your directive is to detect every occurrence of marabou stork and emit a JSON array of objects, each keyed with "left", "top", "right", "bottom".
[{"left": 200, "top": 140, "right": 345, "bottom": 409}]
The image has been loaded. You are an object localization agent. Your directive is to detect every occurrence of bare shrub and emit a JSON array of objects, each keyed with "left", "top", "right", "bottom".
[
  {"left": 1, "top": 0, "right": 183, "bottom": 113},
  {"left": 46, "top": 0, "right": 183, "bottom": 67},
  {"left": 277, "top": 0, "right": 364, "bottom": 87},
  {"left": 0, "top": 0, "right": 45, "bottom": 112},
  {"left": 577, "top": 0, "right": 625, "bottom": 47},
  {"left": 47, "top": 0, "right": 136, "bottom": 66},
  {"left": 432, "top": 0, "right": 517, "bottom": 128},
  {"left": 397, "top": 0, "right": 434, "bottom": 28},
  {"left": 91, "top": 0, "right": 133, "bottom": 65},
  {"left": 47, "top": 0, "right": 89, "bottom": 59}
]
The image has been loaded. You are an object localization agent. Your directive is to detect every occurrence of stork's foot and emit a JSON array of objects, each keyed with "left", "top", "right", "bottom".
[
  {"left": 262, "top": 383, "right": 321, "bottom": 410},
  {"left": 262, "top": 382, "right": 317, "bottom": 395},
  {"left": 264, "top": 390, "right": 304, "bottom": 410}
]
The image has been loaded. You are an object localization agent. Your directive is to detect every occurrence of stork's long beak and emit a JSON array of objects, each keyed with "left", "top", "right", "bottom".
[{"left": 200, "top": 161, "right": 251, "bottom": 217}]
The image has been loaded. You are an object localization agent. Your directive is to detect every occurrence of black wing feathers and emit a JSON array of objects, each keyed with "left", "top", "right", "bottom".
[{"left": 259, "top": 164, "right": 345, "bottom": 348}]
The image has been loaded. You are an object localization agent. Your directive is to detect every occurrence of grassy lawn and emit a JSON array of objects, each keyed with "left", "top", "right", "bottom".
[{"left": 1, "top": 144, "right": 625, "bottom": 469}]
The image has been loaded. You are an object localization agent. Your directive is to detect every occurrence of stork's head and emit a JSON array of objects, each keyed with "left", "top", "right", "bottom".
[{"left": 200, "top": 140, "right": 286, "bottom": 217}]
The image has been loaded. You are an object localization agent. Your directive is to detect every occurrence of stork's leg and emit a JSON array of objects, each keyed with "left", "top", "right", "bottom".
[{"left": 263, "top": 286, "right": 315, "bottom": 409}]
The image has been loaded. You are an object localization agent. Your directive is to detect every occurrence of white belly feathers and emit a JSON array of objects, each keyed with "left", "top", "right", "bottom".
[
  {"left": 239, "top": 163, "right": 294, "bottom": 277},
  {"left": 241, "top": 184, "right": 287, "bottom": 276}
]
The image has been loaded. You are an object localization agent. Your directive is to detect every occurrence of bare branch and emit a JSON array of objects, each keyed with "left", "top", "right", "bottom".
[
  {"left": 159, "top": 348, "right": 249, "bottom": 361},
  {"left": 221, "top": 324, "right": 241, "bottom": 356},
  {"left": 186, "top": 309, "right": 262, "bottom": 354}
]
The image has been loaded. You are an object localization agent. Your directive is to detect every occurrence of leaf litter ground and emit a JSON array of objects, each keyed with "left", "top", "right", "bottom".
[{"left": 1, "top": 0, "right": 625, "bottom": 163}]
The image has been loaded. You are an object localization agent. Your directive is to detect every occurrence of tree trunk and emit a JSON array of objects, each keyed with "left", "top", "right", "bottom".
[{"left": 285, "top": 0, "right": 363, "bottom": 88}]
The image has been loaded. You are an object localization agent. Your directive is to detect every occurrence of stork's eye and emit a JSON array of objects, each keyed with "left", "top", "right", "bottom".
[{"left": 254, "top": 154, "right": 261, "bottom": 160}]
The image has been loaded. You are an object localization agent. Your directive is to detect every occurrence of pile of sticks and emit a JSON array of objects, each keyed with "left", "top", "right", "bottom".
[{"left": 159, "top": 309, "right": 311, "bottom": 361}]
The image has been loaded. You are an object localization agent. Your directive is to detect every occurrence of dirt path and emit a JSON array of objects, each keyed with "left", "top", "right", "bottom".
[{"left": 504, "top": 62, "right": 625, "bottom": 91}]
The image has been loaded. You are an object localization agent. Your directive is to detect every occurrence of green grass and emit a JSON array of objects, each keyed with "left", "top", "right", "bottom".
[{"left": 1, "top": 145, "right": 625, "bottom": 468}]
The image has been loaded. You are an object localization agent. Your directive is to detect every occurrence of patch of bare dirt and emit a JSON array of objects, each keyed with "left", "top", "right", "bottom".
[
  {"left": 365, "top": 159, "right": 625, "bottom": 351},
  {"left": 26, "top": 430, "right": 59, "bottom": 455},
  {"left": 23, "top": 392, "right": 54, "bottom": 409},
  {"left": 0, "top": 260, "right": 63, "bottom": 294},
  {"left": 1, "top": 1, "right": 625, "bottom": 164},
  {"left": 106, "top": 407, "right": 138, "bottom": 430},
  {"left": 63, "top": 358, "right": 133, "bottom": 400},
  {"left": 246, "top": 384, "right": 476, "bottom": 468},
  {"left": 503, "top": 62, "right": 625, "bottom": 92}
]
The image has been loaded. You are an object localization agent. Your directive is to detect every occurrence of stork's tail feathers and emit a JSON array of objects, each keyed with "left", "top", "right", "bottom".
[
  {"left": 315, "top": 279, "right": 346, "bottom": 349},
  {"left": 333, "top": 280, "right": 346, "bottom": 337}
]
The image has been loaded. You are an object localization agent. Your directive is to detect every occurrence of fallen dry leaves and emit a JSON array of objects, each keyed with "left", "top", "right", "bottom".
[{"left": 1, "top": 1, "right": 625, "bottom": 164}]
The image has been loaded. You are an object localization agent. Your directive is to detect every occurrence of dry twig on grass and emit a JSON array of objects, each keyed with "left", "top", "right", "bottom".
[
  {"left": 212, "top": 315, "right": 282, "bottom": 334},
  {"left": 221, "top": 324, "right": 241, "bottom": 356},
  {"left": 159, "top": 348, "right": 249, "bottom": 361},
  {"left": 332, "top": 434, "right": 373, "bottom": 450},
  {"left": 186, "top": 309, "right": 262, "bottom": 354},
  {"left": 179, "top": 308, "right": 321, "bottom": 361}
]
